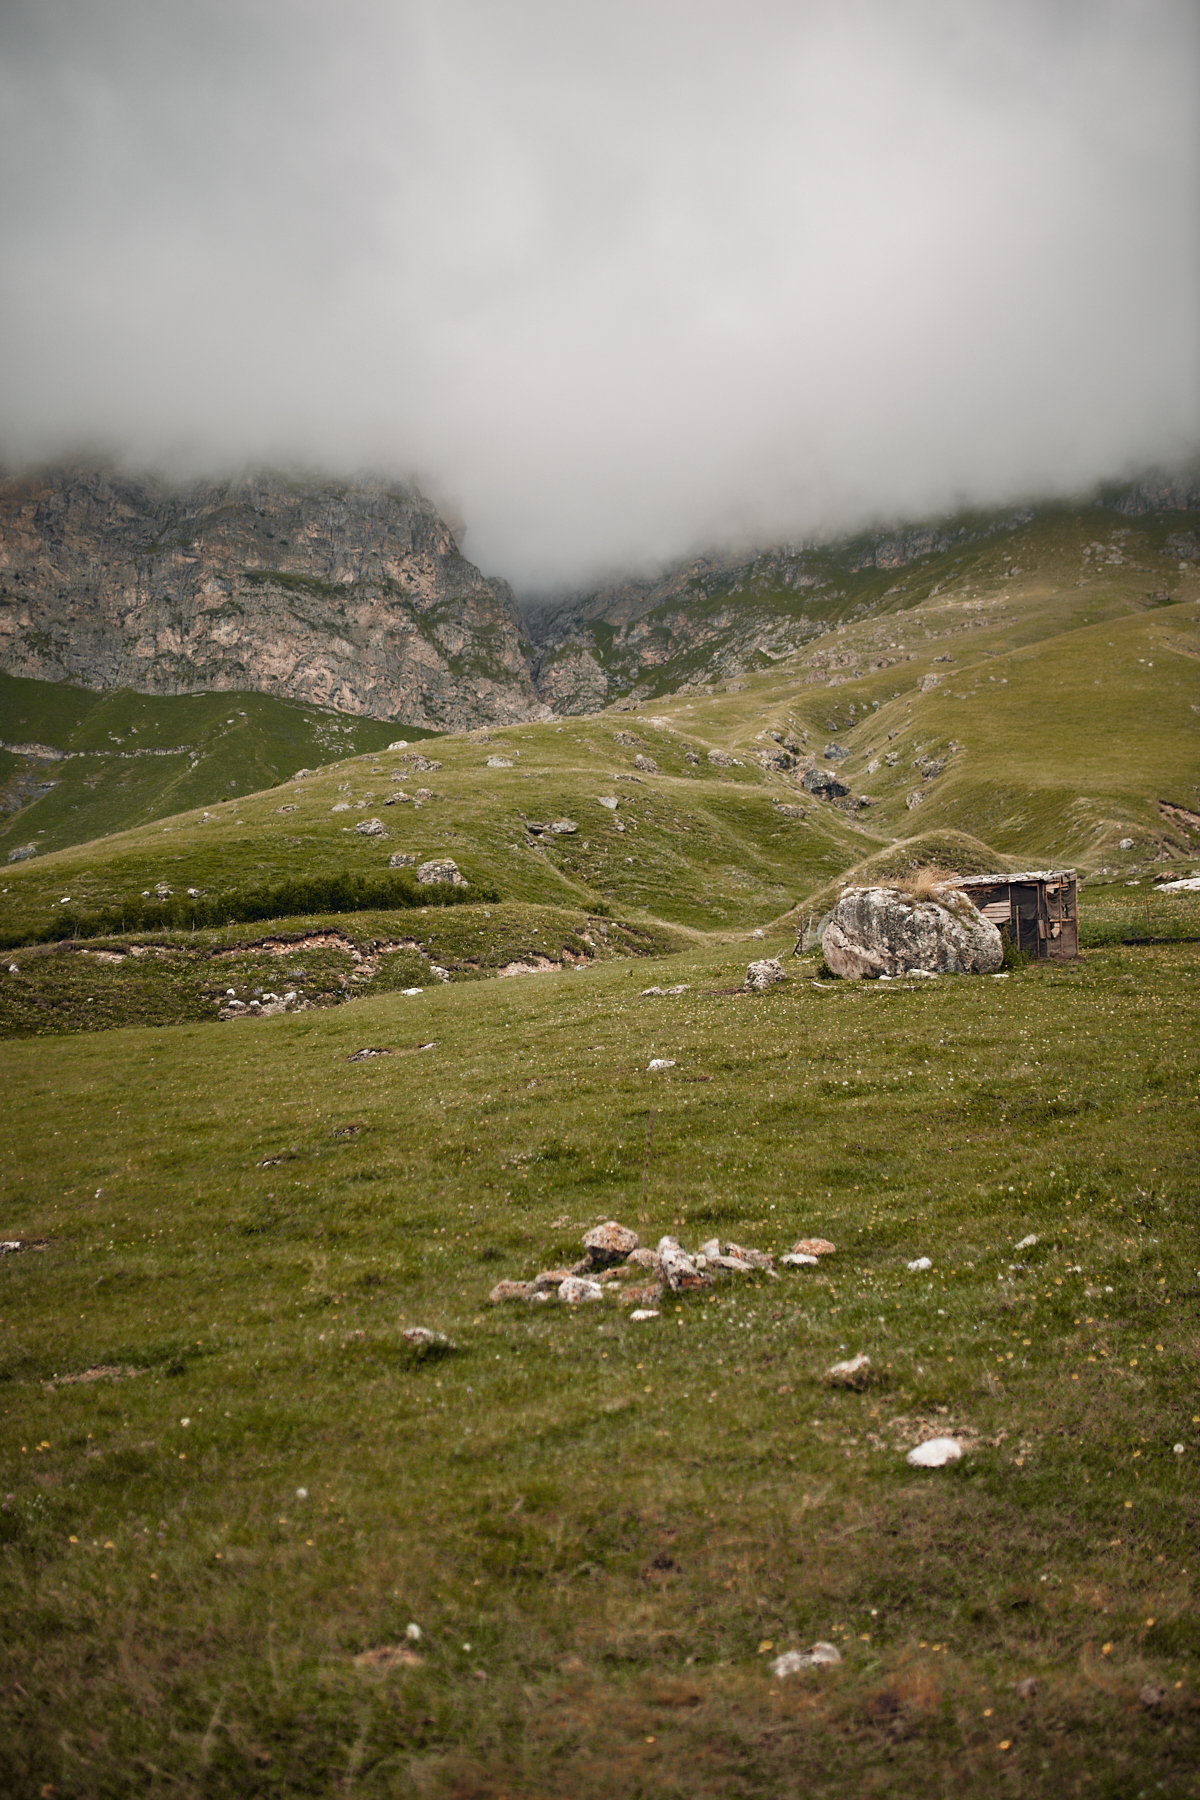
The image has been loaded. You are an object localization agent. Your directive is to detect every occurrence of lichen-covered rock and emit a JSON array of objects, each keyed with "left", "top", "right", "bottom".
[
  {"left": 488, "top": 1280, "right": 535, "bottom": 1303},
  {"left": 355, "top": 818, "right": 386, "bottom": 836},
  {"left": 821, "top": 886, "right": 1002, "bottom": 979},
  {"left": 744, "top": 958, "right": 785, "bottom": 992},
  {"left": 826, "top": 1353, "right": 871, "bottom": 1388},
  {"left": 582, "top": 1221, "right": 639, "bottom": 1266},
  {"left": 624, "top": 1247, "right": 662, "bottom": 1273},
  {"left": 618, "top": 1281, "right": 665, "bottom": 1308},
  {"left": 791, "top": 1237, "right": 837, "bottom": 1257},
  {"left": 656, "top": 1236, "right": 711, "bottom": 1292},
  {"left": 416, "top": 858, "right": 466, "bottom": 887},
  {"left": 557, "top": 1275, "right": 604, "bottom": 1304}
]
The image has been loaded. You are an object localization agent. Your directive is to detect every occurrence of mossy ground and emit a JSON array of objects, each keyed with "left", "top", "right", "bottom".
[{"left": 1, "top": 929, "right": 1197, "bottom": 1796}]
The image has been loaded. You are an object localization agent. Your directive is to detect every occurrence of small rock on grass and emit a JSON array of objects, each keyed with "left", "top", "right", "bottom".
[
  {"left": 771, "top": 1642, "right": 842, "bottom": 1677},
  {"left": 558, "top": 1275, "right": 604, "bottom": 1304},
  {"left": 826, "top": 1353, "right": 871, "bottom": 1389},
  {"left": 1013, "top": 1678, "right": 1038, "bottom": 1700},
  {"left": 488, "top": 1280, "right": 535, "bottom": 1303},
  {"left": 906, "top": 1437, "right": 962, "bottom": 1468},
  {"left": 582, "top": 1221, "right": 640, "bottom": 1266},
  {"left": 1139, "top": 1684, "right": 1165, "bottom": 1708},
  {"left": 629, "top": 1309, "right": 660, "bottom": 1321},
  {"left": 781, "top": 1252, "right": 819, "bottom": 1268},
  {"left": 656, "top": 1237, "right": 712, "bottom": 1293},
  {"left": 625, "top": 1247, "right": 662, "bottom": 1273},
  {"left": 617, "top": 1281, "right": 664, "bottom": 1308},
  {"left": 354, "top": 1644, "right": 423, "bottom": 1671},
  {"left": 744, "top": 958, "right": 786, "bottom": 992},
  {"left": 907, "top": 1256, "right": 932, "bottom": 1272},
  {"left": 791, "top": 1237, "right": 836, "bottom": 1257},
  {"left": 401, "top": 1327, "right": 456, "bottom": 1353},
  {"left": 531, "top": 1268, "right": 574, "bottom": 1293},
  {"left": 647, "top": 1058, "right": 676, "bottom": 1071}
]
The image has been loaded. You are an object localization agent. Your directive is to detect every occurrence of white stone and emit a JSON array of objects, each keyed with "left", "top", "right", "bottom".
[
  {"left": 1014, "top": 1234, "right": 1038, "bottom": 1250},
  {"left": 771, "top": 1642, "right": 842, "bottom": 1677},
  {"left": 907, "top": 1257, "right": 932, "bottom": 1272},
  {"left": 629, "top": 1310, "right": 660, "bottom": 1321},
  {"left": 647, "top": 1058, "right": 676, "bottom": 1070},
  {"left": 781, "top": 1252, "right": 819, "bottom": 1268},
  {"left": 906, "top": 1437, "right": 963, "bottom": 1468},
  {"left": 557, "top": 1276, "right": 604, "bottom": 1304}
]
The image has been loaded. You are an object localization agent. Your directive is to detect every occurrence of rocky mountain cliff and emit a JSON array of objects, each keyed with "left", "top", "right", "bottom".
[{"left": 0, "top": 467, "right": 550, "bottom": 732}]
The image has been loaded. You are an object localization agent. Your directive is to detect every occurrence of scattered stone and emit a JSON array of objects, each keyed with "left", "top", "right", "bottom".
[
  {"left": 582, "top": 1221, "right": 640, "bottom": 1266},
  {"left": 791, "top": 1237, "right": 836, "bottom": 1257},
  {"left": 6, "top": 963, "right": 18, "bottom": 974},
  {"left": 401, "top": 987, "right": 423, "bottom": 996},
  {"left": 401, "top": 1326, "right": 456, "bottom": 1353},
  {"left": 1118, "top": 837, "right": 1135, "bottom": 850},
  {"left": 488, "top": 1280, "right": 536, "bottom": 1303},
  {"left": 1014, "top": 1234, "right": 1038, "bottom": 1251},
  {"left": 558, "top": 1276, "right": 604, "bottom": 1304},
  {"left": 821, "top": 886, "right": 1003, "bottom": 979},
  {"left": 1, "top": 1238, "right": 48, "bottom": 1255},
  {"left": 355, "top": 818, "right": 386, "bottom": 836},
  {"left": 6, "top": 843, "right": 37, "bottom": 861},
  {"left": 656, "top": 1237, "right": 711, "bottom": 1292},
  {"left": 531, "top": 1268, "right": 574, "bottom": 1293},
  {"left": 917, "top": 673, "right": 941, "bottom": 692},
  {"left": 826, "top": 1353, "right": 871, "bottom": 1389},
  {"left": 331, "top": 801, "right": 351, "bottom": 812},
  {"left": 354, "top": 1644, "right": 423, "bottom": 1671},
  {"left": 633, "top": 754, "right": 658, "bottom": 773},
  {"left": 744, "top": 958, "right": 785, "bottom": 991},
  {"left": 629, "top": 1309, "right": 660, "bottom": 1321},
  {"left": 612, "top": 731, "right": 641, "bottom": 746},
  {"left": 347, "top": 1046, "right": 393, "bottom": 1062},
  {"left": 1013, "top": 1677, "right": 1038, "bottom": 1700},
  {"left": 723, "top": 1241, "right": 775, "bottom": 1272},
  {"left": 598, "top": 795, "right": 619, "bottom": 810},
  {"left": 906, "top": 1437, "right": 963, "bottom": 1468},
  {"left": 389, "top": 851, "right": 417, "bottom": 866},
  {"left": 548, "top": 819, "right": 578, "bottom": 834},
  {"left": 1139, "top": 1684, "right": 1165, "bottom": 1709},
  {"left": 771, "top": 1643, "right": 842, "bottom": 1677},
  {"left": 187, "top": 887, "right": 201, "bottom": 897},
  {"left": 823, "top": 742, "right": 850, "bottom": 760},
  {"left": 625, "top": 1248, "right": 663, "bottom": 1273},
  {"left": 641, "top": 983, "right": 690, "bottom": 996},
  {"left": 802, "top": 767, "right": 849, "bottom": 799},
  {"left": 907, "top": 1256, "right": 932, "bottom": 1272},
  {"left": 905, "top": 790, "right": 925, "bottom": 809},
  {"left": 647, "top": 1058, "right": 676, "bottom": 1070},
  {"left": 416, "top": 858, "right": 466, "bottom": 886},
  {"left": 707, "top": 749, "right": 735, "bottom": 767},
  {"left": 619, "top": 1282, "right": 665, "bottom": 1308},
  {"left": 684, "top": 751, "right": 700, "bottom": 765},
  {"left": 486, "top": 755, "right": 514, "bottom": 767},
  {"left": 775, "top": 803, "right": 806, "bottom": 818},
  {"left": 781, "top": 1252, "right": 819, "bottom": 1268}
]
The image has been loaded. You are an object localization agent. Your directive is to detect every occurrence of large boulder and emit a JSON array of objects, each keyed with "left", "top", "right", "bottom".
[{"left": 821, "top": 886, "right": 1003, "bottom": 979}]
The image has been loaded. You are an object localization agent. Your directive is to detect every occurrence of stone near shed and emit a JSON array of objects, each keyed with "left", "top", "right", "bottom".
[
  {"left": 486, "top": 755, "right": 514, "bottom": 767},
  {"left": 826, "top": 1353, "right": 871, "bottom": 1389},
  {"left": 792, "top": 1237, "right": 836, "bottom": 1257},
  {"left": 558, "top": 1275, "right": 604, "bottom": 1304},
  {"left": 821, "top": 886, "right": 1003, "bottom": 980},
  {"left": 906, "top": 1437, "right": 962, "bottom": 1468},
  {"left": 355, "top": 818, "right": 386, "bottom": 837},
  {"left": 771, "top": 1643, "right": 842, "bottom": 1677},
  {"left": 583, "top": 1221, "right": 640, "bottom": 1266},
  {"left": 656, "top": 1237, "right": 711, "bottom": 1292},
  {"left": 7, "top": 844, "right": 37, "bottom": 861},
  {"left": 416, "top": 858, "right": 466, "bottom": 886},
  {"left": 633, "top": 754, "right": 658, "bottom": 773},
  {"left": 744, "top": 958, "right": 785, "bottom": 991},
  {"left": 488, "top": 1280, "right": 535, "bottom": 1304},
  {"left": 389, "top": 852, "right": 417, "bottom": 867}
]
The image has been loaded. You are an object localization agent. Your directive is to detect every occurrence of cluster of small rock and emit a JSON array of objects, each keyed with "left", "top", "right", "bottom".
[
  {"left": 218, "top": 989, "right": 305, "bottom": 1020},
  {"left": 488, "top": 1221, "right": 836, "bottom": 1312}
]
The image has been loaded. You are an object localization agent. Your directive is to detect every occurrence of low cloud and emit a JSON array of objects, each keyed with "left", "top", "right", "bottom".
[{"left": 1, "top": 0, "right": 1197, "bottom": 588}]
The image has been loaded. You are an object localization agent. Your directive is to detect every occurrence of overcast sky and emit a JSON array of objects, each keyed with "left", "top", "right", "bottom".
[{"left": 1, "top": 1, "right": 1197, "bottom": 589}]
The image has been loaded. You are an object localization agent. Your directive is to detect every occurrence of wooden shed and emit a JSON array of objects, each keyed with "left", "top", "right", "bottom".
[{"left": 957, "top": 869, "right": 1079, "bottom": 961}]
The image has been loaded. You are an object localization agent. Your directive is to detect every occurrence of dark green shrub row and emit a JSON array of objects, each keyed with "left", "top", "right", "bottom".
[{"left": 2, "top": 868, "right": 501, "bottom": 950}]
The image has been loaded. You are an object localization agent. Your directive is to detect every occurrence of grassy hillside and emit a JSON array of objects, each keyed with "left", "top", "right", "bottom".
[
  {"left": 0, "top": 671, "right": 437, "bottom": 858},
  {"left": 1, "top": 925, "right": 1196, "bottom": 1794}
]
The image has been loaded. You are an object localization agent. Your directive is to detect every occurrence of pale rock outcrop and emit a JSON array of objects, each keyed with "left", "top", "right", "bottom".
[{"left": 821, "top": 886, "right": 1002, "bottom": 979}]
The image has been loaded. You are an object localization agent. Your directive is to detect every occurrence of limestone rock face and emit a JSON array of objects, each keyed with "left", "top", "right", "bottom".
[
  {"left": 821, "top": 886, "right": 1003, "bottom": 979},
  {"left": 0, "top": 467, "right": 550, "bottom": 731}
]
